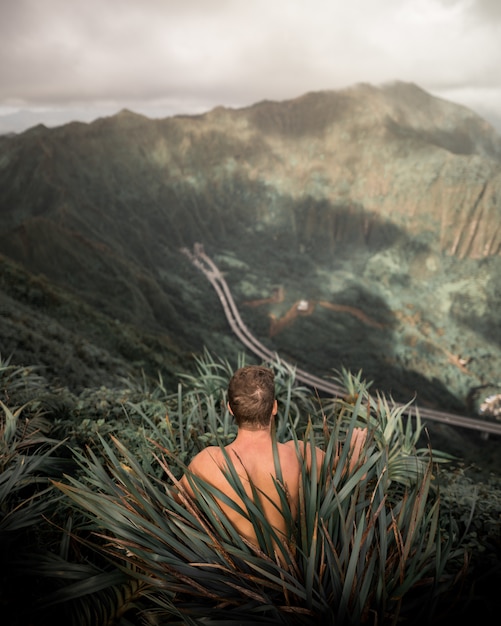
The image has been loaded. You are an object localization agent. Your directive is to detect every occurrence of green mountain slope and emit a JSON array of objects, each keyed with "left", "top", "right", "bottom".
[{"left": 1, "top": 81, "right": 501, "bottom": 417}]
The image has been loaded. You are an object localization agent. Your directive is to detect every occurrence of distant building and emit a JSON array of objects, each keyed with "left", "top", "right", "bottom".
[{"left": 480, "top": 394, "right": 501, "bottom": 420}]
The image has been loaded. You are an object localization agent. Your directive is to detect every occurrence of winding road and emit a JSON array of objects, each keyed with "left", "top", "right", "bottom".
[{"left": 182, "top": 244, "right": 501, "bottom": 437}]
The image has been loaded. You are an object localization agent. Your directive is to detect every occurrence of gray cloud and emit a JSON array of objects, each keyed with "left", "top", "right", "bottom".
[
  {"left": 1, "top": 0, "right": 501, "bottom": 133},
  {"left": 466, "top": 0, "right": 501, "bottom": 20}
]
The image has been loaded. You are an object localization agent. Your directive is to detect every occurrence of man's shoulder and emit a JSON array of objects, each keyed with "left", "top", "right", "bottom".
[
  {"left": 189, "top": 445, "right": 223, "bottom": 468},
  {"left": 282, "top": 439, "right": 305, "bottom": 453},
  {"left": 281, "top": 439, "right": 325, "bottom": 467}
]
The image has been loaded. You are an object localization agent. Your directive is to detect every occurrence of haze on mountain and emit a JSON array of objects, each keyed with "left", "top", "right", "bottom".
[
  {"left": 1, "top": 81, "right": 501, "bottom": 450},
  {"left": 2, "top": 0, "right": 501, "bottom": 138}
]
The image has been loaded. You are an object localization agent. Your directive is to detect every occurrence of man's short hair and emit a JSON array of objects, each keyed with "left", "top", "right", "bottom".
[{"left": 228, "top": 366, "right": 275, "bottom": 428}]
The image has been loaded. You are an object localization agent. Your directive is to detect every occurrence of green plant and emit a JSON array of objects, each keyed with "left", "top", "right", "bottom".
[
  {"left": 0, "top": 354, "right": 49, "bottom": 406},
  {"left": 2, "top": 350, "right": 491, "bottom": 624},
  {"left": 0, "top": 396, "right": 70, "bottom": 625},
  {"left": 323, "top": 368, "right": 454, "bottom": 486},
  {"left": 0, "top": 403, "right": 60, "bottom": 529},
  {"left": 26, "top": 546, "right": 149, "bottom": 626},
  {"left": 52, "top": 365, "right": 465, "bottom": 625}
]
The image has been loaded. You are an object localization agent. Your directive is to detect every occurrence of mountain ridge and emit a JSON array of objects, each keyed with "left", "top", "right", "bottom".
[{"left": 0, "top": 81, "right": 500, "bottom": 421}]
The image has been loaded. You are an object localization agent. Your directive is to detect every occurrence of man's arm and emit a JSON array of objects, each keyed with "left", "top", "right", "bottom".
[
  {"left": 178, "top": 472, "right": 195, "bottom": 499},
  {"left": 345, "top": 427, "right": 367, "bottom": 473},
  {"left": 173, "top": 450, "right": 206, "bottom": 503}
]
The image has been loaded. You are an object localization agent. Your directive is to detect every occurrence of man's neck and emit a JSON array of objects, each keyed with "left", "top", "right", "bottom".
[{"left": 232, "top": 426, "right": 273, "bottom": 446}]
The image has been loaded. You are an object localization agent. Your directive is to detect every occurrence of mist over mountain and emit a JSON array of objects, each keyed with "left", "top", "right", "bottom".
[{"left": 1, "top": 81, "right": 501, "bottom": 433}]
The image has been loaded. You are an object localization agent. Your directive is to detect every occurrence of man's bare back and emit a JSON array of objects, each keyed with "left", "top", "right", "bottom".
[
  {"left": 180, "top": 428, "right": 319, "bottom": 546},
  {"left": 181, "top": 420, "right": 322, "bottom": 543},
  {"left": 178, "top": 365, "right": 365, "bottom": 553}
]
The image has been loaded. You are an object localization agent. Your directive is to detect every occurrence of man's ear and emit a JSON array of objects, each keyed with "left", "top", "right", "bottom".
[
  {"left": 272, "top": 399, "right": 278, "bottom": 416},
  {"left": 227, "top": 401, "right": 234, "bottom": 415}
]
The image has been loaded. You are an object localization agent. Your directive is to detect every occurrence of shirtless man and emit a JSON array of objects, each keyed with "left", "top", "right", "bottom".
[{"left": 179, "top": 365, "right": 366, "bottom": 551}]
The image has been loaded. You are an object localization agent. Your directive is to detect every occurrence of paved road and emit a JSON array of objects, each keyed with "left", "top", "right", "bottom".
[{"left": 183, "top": 244, "right": 501, "bottom": 436}]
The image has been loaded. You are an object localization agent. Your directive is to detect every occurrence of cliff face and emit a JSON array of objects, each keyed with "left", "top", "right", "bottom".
[
  {"left": 0, "top": 81, "right": 501, "bottom": 412},
  {"left": 187, "top": 82, "right": 501, "bottom": 259},
  {"left": 150, "top": 82, "right": 501, "bottom": 259}
]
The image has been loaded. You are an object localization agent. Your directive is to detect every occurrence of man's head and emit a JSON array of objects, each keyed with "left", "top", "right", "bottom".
[{"left": 227, "top": 365, "right": 276, "bottom": 429}]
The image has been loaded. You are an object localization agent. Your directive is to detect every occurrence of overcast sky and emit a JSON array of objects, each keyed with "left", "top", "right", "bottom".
[{"left": 1, "top": 0, "right": 501, "bottom": 134}]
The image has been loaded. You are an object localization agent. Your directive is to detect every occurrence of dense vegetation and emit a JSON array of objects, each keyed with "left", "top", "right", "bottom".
[
  {"left": 1, "top": 351, "right": 500, "bottom": 625},
  {"left": 3, "top": 85, "right": 501, "bottom": 419}
]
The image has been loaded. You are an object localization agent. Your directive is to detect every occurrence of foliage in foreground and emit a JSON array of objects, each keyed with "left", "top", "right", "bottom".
[
  {"left": 55, "top": 353, "right": 464, "bottom": 625},
  {"left": 0, "top": 358, "right": 72, "bottom": 623},
  {"left": 1, "top": 351, "right": 499, "bottom": 625}
]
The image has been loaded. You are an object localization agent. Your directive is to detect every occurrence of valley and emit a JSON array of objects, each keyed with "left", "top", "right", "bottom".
[{"left": 1, "top": 81, "right": 501, "bottom": 467}]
